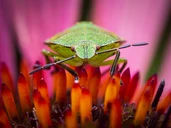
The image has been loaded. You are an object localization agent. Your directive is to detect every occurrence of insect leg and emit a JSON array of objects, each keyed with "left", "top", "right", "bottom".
[
  {"left": 118, "top": 58, "right": 127, "bottom": 73},
  {"left": 110, "top": 50, "right": 120, "bottom": 76},
  {"left": 42, "top": 49, "right": 79, "bottom": 81},
  {"left": 100, "top": 58, "right": 127, "bottom": 76},
  {"left": 29, "top": 56, "right": 75, "bottom": 73},
  {"left": 30, "top": 50, "right": 79, "bottom": 81},
  {"left": 57, "top": 63, "right": 79, "bottom": 82},
  {"left": 42, "top": 49, "right": 58, "bottom": 64}
]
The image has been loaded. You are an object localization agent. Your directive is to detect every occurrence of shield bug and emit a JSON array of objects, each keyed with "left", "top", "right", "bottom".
[{"left": 29, "top": 22, "right": 148, "bottom": 81}]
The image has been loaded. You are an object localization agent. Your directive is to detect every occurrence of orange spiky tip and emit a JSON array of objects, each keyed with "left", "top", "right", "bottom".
[
  {"left": 33, "top": 89, "right": 41, "bottom": 109},
  {"left": 66, "top": 66, "right": 75, "bottom": 90},
  {"left": 0, "top": 62, "right": 15, "bottom": 94},
  {"left": 137, "top": 74, "right": 157, "bottom": 104},
  {"left": 52, "top": 66, "right": 66, "bottom": 104},
  {"left": 18, "top": 73, "right": 32, "bottom": 113},
  {"left": 151, "top": 79, "right": 165, "bottom": 109},
  {"left": 134, "top": 90, "right": 151, "bottom": 126},
  {"left": 141, "top": 74, "right": 157, "bottom": 95},
  {"left": 144, "top": 74, "right": 157, "bottom": 101},
  {"left": 134, "top": 74, "right": 157, "bottom": 126},
  {"left": 20, "top": 60, "right": 31, "bottom": 85},
  {"left": 119, "top": 68, "right": 131, "bottom": 100},
  {"left": 109, "top": 99, "right": 122, "bottom": 128},
  {"left": 20, "top": 60, "right": 32, "bottom": 97},
  {"left": 157, "top": 91, "right": 171, "bottom": 114},
  {"left": 33, "top": 89, "right": 52, "bottom": 126},
  {"left": 71, "top": 82, "right": 81, "bottom": 115},
  {"left": 0, "top": 108, "right": 11, "bottom": 128},
  {"left": 98, "top": 71, "right": 110, "bottom": 101},
  {"left": 86, "top": 65, "right": 98, "bottom": 83},
  {"left": 1, "top": 83, "right": 19, "bottom": 120},
  {"left": 80, "top": 88, "right": 92, "bottom": 125},
  {"left": 36, "top": 97, "right": 52, "bottom": 127},
  {"left": 104, "top": 72, "right": 120, "bottom": 112},
  {"left": 65, "top": 110, "right": 77, "bottom": 128},
  {"left": 124, "top": 72, "right": 139, "bottom": 102},
  {"left": 76, "top": 66, "right": 88, "bottom": 87},
  {"left": 32, "top": 61, "right": 43, "bottom": 89},
  {"left": 20, "top": 60, "right": 29, "bottom": 77},
  {"left": 88, "top": 67, "right": 101, "bottom": 104},
  {"left": 38, "top": 78, "right": 50, "bottom": 106}
]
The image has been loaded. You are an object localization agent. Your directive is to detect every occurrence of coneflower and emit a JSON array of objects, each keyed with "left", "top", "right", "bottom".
[{"left": 0, "top": 61, "right": 170, "bottom": 128}]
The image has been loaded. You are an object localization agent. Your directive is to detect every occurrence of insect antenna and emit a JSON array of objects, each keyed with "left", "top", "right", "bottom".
[
  {"left": 95, "top": 42, "right": 148, "bottom": 76},
  {"left": 29, "top": 55, "right": 76, "bottom": 75},
  {"left": 95, "top": 42, "right": 148, "bottom": 55},
  {"left": 132, "top": 42, "right": 148, "bottom": 46}
]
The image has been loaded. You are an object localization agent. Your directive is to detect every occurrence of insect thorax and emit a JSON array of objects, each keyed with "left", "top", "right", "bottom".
[{"left": 75, "top": 41, "right": 96, "bottom": 59}]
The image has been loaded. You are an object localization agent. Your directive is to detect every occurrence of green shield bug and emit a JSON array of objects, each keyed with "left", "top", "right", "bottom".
[{"left": 29, "top": 22, "right": 148, "bottom": 81}]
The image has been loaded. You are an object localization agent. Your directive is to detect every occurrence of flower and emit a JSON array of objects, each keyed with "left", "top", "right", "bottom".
[
  {"left": 0, "top": 62, "right": 171, "bottom": 127},
  {"left": 1, "top": 0, "right": 171, "bottom": 93},
  {"left": 0, "top": 1, "right": 170, "bottom": 127}
]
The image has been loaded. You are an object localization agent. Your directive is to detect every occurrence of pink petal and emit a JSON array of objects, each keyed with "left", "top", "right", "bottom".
[
  {"left": 91, "top": 0, "right": 170, "bottom": 85},
  {"left": 159, "top": 37, "right": 171, "bottom": 93},
  {"left": 9, "top": 0, "right": 81, "bottom": 66},
  {"left": 0, "top": 6, "right": 16, "bottom": 81}
]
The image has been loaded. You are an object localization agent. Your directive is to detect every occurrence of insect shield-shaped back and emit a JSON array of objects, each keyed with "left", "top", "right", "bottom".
[
  {"left": 75, "top": 41, "right": 96, "bottom": 60},
  {"left": 29, "top": 22, "right": 148, "bottom": 79}
]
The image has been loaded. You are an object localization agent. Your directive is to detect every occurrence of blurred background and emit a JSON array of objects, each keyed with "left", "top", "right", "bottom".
[{"left": 0, "top": 0, "right": 170, "bottom": 92}]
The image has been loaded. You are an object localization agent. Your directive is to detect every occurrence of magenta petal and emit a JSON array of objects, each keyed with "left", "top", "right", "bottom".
[
  {"left": 159, "top": 38, "right": 171, "bottom": 94},
  {"left": 91, "top": 0, "right": 170, "bottom": 85},
  {"left": 5, "top": 0, "right": 81, "bottom": 66},
  {"left": 0, "top": 7, "right": 16, "bottom": 80}
]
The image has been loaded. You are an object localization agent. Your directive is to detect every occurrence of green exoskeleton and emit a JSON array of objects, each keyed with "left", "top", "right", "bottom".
[{"left": 29, "top": 22, "right": 148, "bottom": 81}]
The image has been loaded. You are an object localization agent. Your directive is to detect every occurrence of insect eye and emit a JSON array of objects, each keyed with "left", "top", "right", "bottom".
[
  {"left": 71, "top": 46, "right": 75, "bottom": 52},
  {"left": 96, "top": 45, "right": 100, "bottom": 51}
]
